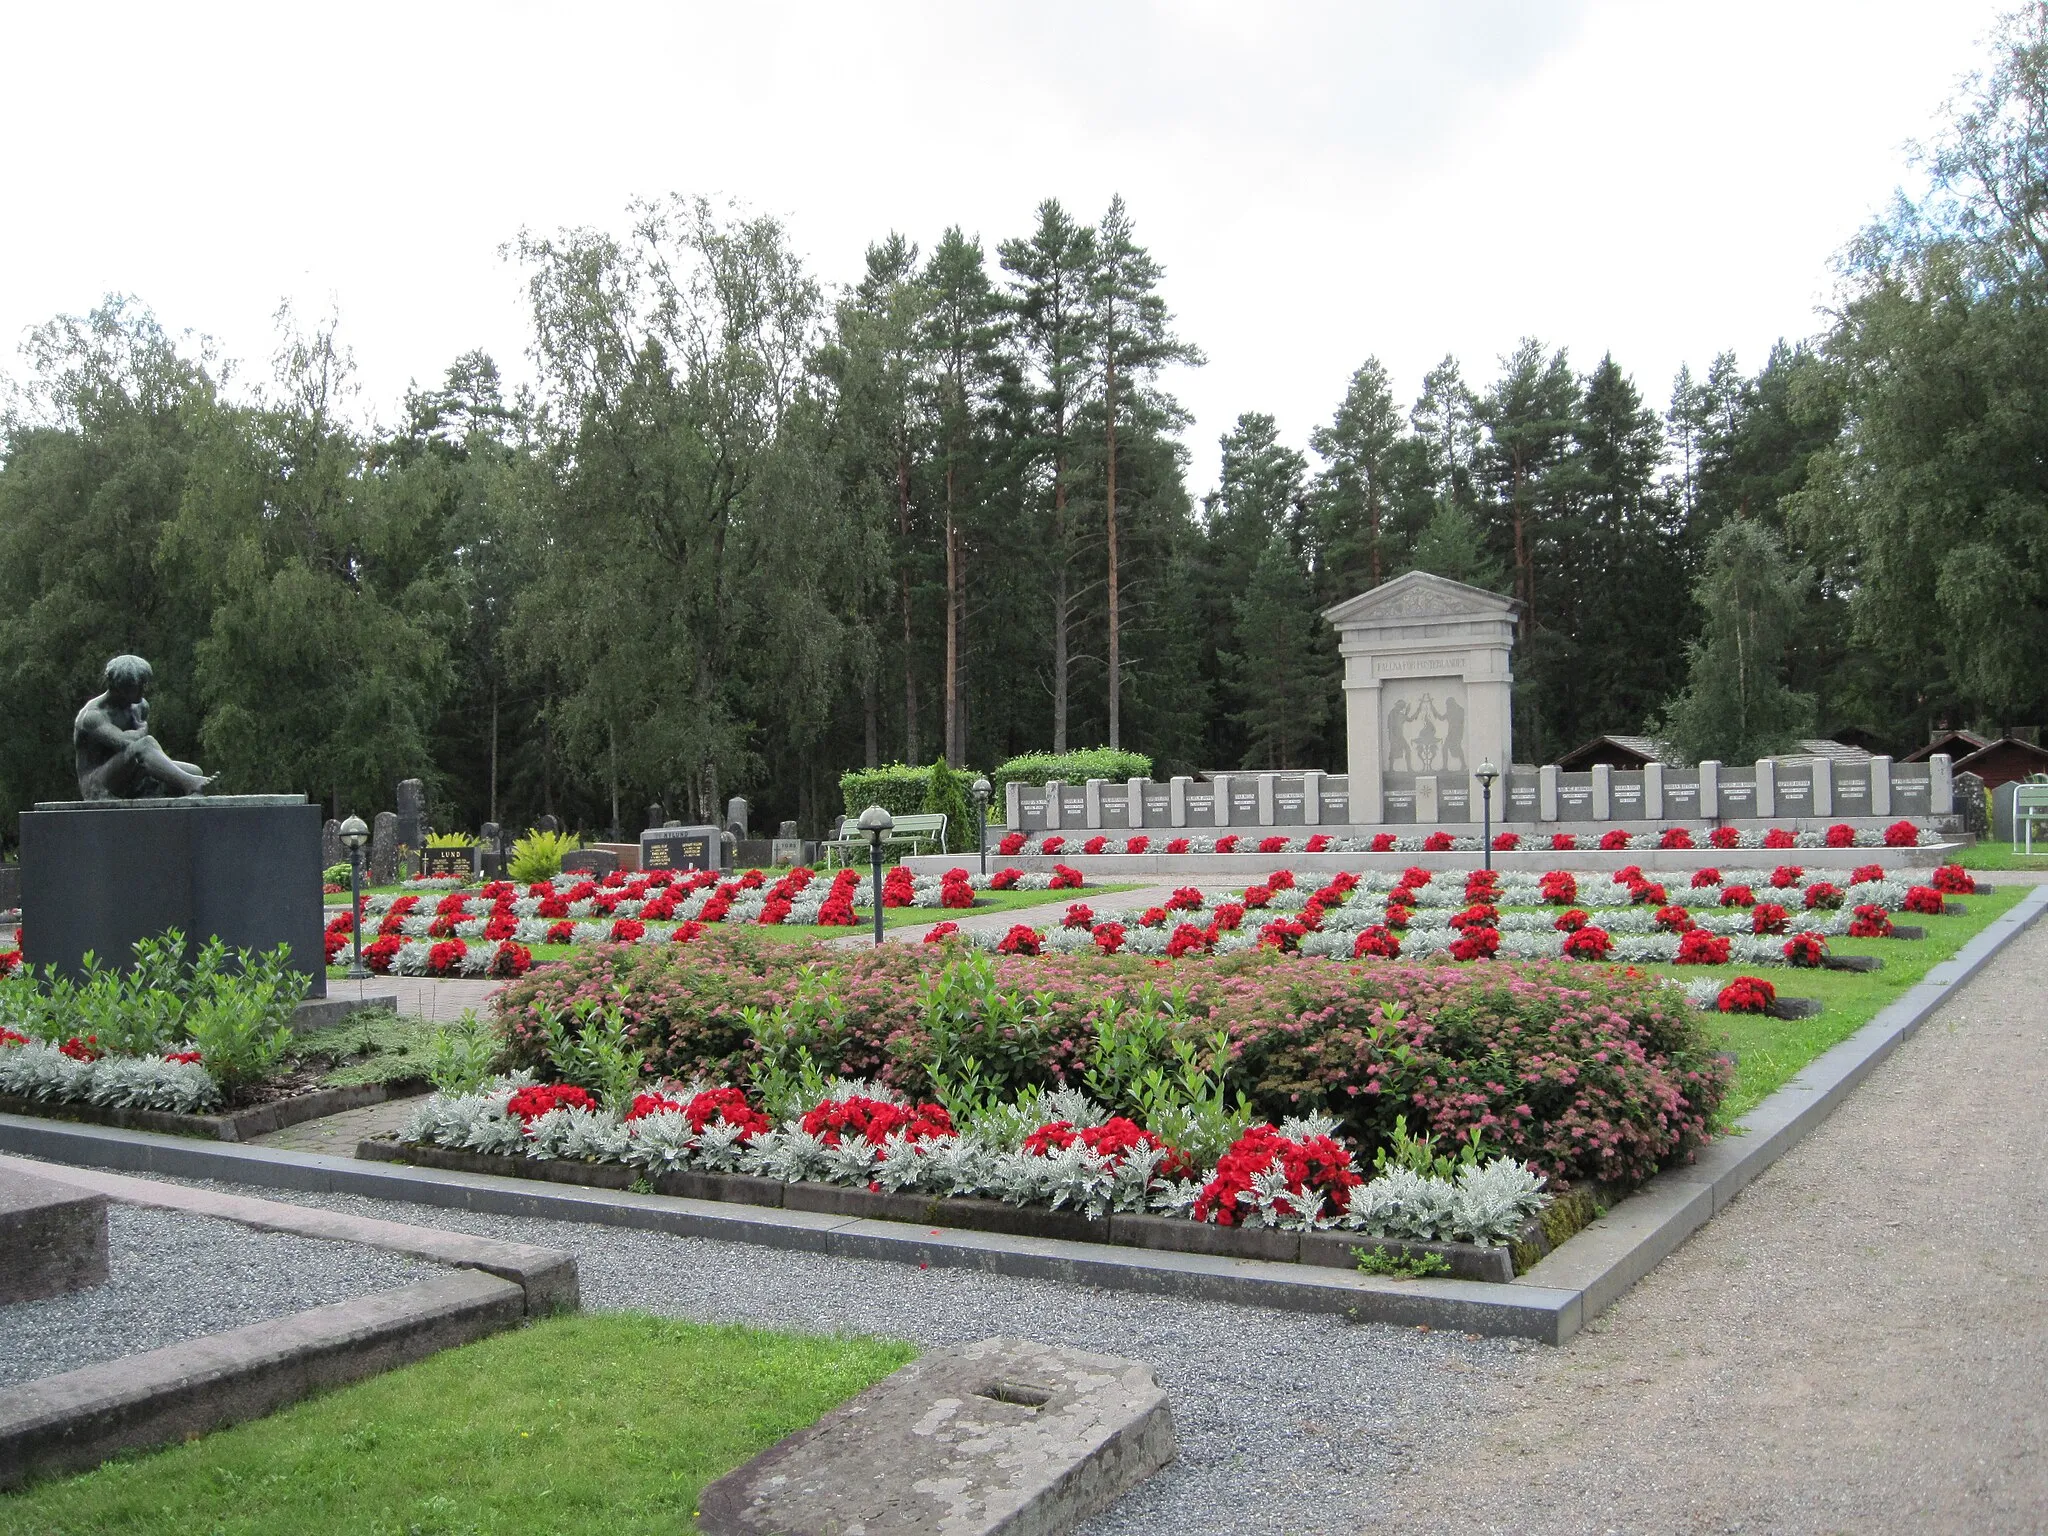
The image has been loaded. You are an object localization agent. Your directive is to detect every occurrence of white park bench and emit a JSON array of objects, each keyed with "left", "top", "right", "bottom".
[
  {"left": 2015, "top": 780, "right": 2048, "bottom": 855},
  {"left": 823, "top": 812, "right": 949, "bottom": 869}
]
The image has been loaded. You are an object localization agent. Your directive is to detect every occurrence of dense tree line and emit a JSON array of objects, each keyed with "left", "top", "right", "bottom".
[{"left": 4, "top": 8, "right": 2046, "bottom": 843}]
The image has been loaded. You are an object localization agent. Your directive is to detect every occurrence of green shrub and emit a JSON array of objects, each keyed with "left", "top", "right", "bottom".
[
  {"left": 989, "top": 750, "right": 1154, "bottom": 804},
  {"left": 426, "top": 831, "right": 480, "bottom": 849},
  {"left": 920, "top": 758, "right": 977, "bottom": 853},
  {"left": 322, "top": 862, "right": 352, "bottom": 887},
  {"left": 839, "top": 764, "right": 939, "bottom": 822},
  {"left": 508, "top": 829, "right": 580, "bottom": 881}
]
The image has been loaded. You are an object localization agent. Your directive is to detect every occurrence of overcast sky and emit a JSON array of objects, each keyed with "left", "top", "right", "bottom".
[{"left": 1, "top": 0, "right": 2005, "bottom": 492}]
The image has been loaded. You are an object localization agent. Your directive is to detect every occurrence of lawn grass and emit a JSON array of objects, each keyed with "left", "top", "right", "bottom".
[
  {"left": 1651, "top": 882, "right": 2030, "bottom": 1118},
  {"left": 1948, "top": 840, "right": 2048, "bottom": 871},
  {"left": 0, "top": 1313, "right": 914, "bottom": 1536}
]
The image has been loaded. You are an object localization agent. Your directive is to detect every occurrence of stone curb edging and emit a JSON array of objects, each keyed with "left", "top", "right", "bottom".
[
  {"left": 907, "top": 845, "right": 1955, "bottom": 880},
  {"left": 0, "top": 1081, "right": 415, "bottom": 1144},
  {"left": 0, "top": 1117, "right": 1577, "bottom": 1341},
  {"left": 0, "top": 882, "right": 2037, "bottom": 1347},
  {"left": 0, "top": 1153, "right": 578, "bottom": 1315},
  {"left": 0, "top": 1270, "right": 525, "bottom": 1492}
]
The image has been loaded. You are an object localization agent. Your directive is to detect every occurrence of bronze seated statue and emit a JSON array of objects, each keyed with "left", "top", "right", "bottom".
[{"left": 73, "top": 655, "right": 215, "bottom": 800}]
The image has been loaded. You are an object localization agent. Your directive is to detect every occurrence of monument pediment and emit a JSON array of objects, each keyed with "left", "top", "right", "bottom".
[{"left": 1322, "top": 570, "right": 1519, "bottom": 629}]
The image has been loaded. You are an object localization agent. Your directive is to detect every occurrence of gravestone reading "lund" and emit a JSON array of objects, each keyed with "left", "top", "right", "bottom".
[
  {"left": 1323, "top": 571, "right": 1518, "bottom": 827},
  {"left": 641, "top": 824, "right": 721, "bottom": 872}
]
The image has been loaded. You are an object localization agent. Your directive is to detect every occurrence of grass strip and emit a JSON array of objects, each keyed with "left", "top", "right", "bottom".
[{"left": 0, "top": 1312, "right": 914, "bottom": 1536}]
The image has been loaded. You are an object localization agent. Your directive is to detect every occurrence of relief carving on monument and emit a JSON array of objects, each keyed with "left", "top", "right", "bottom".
[{"left": 1382, "top": 681, "right": 1468, "bottom": 775}]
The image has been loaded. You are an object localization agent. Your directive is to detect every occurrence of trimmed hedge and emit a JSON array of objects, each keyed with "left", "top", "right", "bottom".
[
  {"left": 838, "top": 760, "right": 984, "bottom": 852},
  {"left": 989, "top": 750, "right": 1155, "bottom": 804},
  {"left": 495, "top": 936, "right": 1732, "bottom": 1191}
]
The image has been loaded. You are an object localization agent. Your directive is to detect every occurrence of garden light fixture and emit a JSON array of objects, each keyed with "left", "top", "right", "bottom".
[
  {"left": 857, "top": 804, "right": 893, "bottom": 946},
  {"left": 1476, "top": 761, "right": 1499, "bottom": 871},
  {"left": 972, "top": 777, "right": 992, "bottom": 877},
  {"left": 338, "top": 814, "right": 370, "bottom": 980}
]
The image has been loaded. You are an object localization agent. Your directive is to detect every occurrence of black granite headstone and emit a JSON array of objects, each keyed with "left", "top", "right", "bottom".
[
  {"left": 1183, "top": 787, "right": 1216, "bottom": 824},
  {"left": 423, "top": 846, "right": 478, "bottom": 880},
  {"left": 20, "top": 796, "right": 325, "bottom": 995},
  {"left": 1141, "top": 785, "right": 1171, "bottom": 826},
  {"left": 1016, "top": 791, "right": 1048, "bottom": 830},
  {"left": 1505, "top": 770, "right": 1540, "bottom": 823},
  {"left": 1663, "top": 772, "right": 1701, "bottom": 819},
  {"left": 1719, "top": 775, "right": 1758, "bottom": 818},
  {"left": 1832, "top": 768, "right": 1871, "bottom": 812},
  {"left": 1610, "top": 772, "right": 1646, "bottom": 819},
  {"left": 641, "top": 825, "right": 720, "bottom": 872},
  {"left": 1273, "top": 776, "right": 1306, "bottom": 826},
  {"left": 1556, "top": 773, "right": 1596, "bottom": 822},
  {"left": 560, "top": 849, "right": 620, "bottom": 876}
]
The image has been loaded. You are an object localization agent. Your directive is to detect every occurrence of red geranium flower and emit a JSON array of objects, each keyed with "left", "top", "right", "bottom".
[
  {"left": 1690, "top": 868, "right": 1722, "bottom": 888},
  {"left": 1848, "top": 903, "right": 1894, "bottom": 938},
  {"left": 1083, "top": 835, "right": 1109, "bottom": 855},
  {"left": 1092, "top": 921, "right": 1127, "bottom": 954},
  {"left": 1883, "top": 820, "right": 1920, "bottom": 848},
  {"left": 1717, "top": 976, "right": 1777, "bottom": 1013},
  {"left": 1750, "top": 902, "right": 1791, "bottom": 935},
  {"left": 1215, "top": 835, "right": 1241, "bottom": 854},
  {"left": 1422, "top": 830, "right": 1454, "bottom": 852},
  {"left": 1550, "top": 833, "right": 1577, "bottom": 851},
  {"left": 1850, "top": 864, "right": 1885, "bottom": 885},
  {"left": 1708, "top": 826, "right": 1740, "bottom": 849},
  {"left": 1599, "top": 829, "right": 1632, "bottom": 851},
  {"left": 987, "top": 868, "right": 1022, "bottom": 892},
  {"left": 1492, "top": 832, "right": 1521, "bottom": 851},
  {"left": 1563, "top": 925, "right": 1612, "bottom": 960},
  {"left": 1803, "top": 882, "right": 1843, "bottom": 910},
  {"left": 1654, "top": 904, "right": 1693, "bottom": 933},
  {"left": 1351, "top": 925, "right": 1400, "bottom": 959},
  {"left": 1825, "top": 823, "right": 1856, "bottom": 847},
  {"left": 1659, "top": 827, "right": 1695, "bottom": 849},
  {"left": 1371, "top": 833, "right": 1397, "bottom": 852},
  {"left": 998, "top": 832, "right": 1027, "bottom": 856},
  {"left": 1931, "top": 864, "right": 1976, "bottom": 894},
  {"left": 996, "top": 924, "right": 1043, "bottom": 955},
  {"left": 923, "top": 921, "right": 960, "bottom": 944},
  {"left": 1553, "top": 907, "right": 1591, "bottom": 932},
  {"left": 1903, "top": 885, "right": 1945, "bottom": 915},
  {"left": 1783, "top": 931, "right": 1827, "bottom": 967},
  {"left": 1720, "top": 885, "right": 1756, "bottom": 908},
  {"left": 1125, "top": 836, "right": 1151, "bottom": 854},
  {"left": 1676, "top": 929, "right": 1731, "bottom": 965}
]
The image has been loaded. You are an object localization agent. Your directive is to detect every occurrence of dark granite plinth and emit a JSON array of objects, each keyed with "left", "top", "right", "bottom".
[{"left": 19, "top": 797, "right": 324, "bottom": 996}]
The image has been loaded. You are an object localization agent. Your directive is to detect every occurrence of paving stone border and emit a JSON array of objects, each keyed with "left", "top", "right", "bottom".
[
  {"left": 0, "top": 1270, "right": 524, "bottom": 1491},
  {"left": 1, "top": 881, "right": 2038, "bottom": 1346}
]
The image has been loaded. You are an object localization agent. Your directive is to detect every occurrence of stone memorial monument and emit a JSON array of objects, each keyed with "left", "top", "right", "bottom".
[
  {"left": 19, "top": 655, "right": 324, "bottom": 993},
  {"left": 1323, "top": 571, "right": 1518, "bottom": 826}
]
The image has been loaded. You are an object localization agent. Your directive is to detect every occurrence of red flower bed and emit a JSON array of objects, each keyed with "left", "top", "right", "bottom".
[
  {"left": 608, "top": 918, "right": 647, "bottom": 944},
  {"left": 1750, "top": 903, "right": 1791, "bottom": 935},
  {"left": 1563, "top": 925, "right": 1613, "bottom": 960},
  {"left": 1371, "top": 833, "right": 1397, "bottom": 852},
  {"left": 1061, "top": 902, "right": 1095, "bottom": 930},
  {"left": 923, "top": 922, "right": 960, "bottom": 944},
  {"left": 1040, "top": 836, "right": 1066, "bottom": 855},
  {"left": 364, "top": 935, "right": 403, "bottom": 973},
  {"left": 507, "top": 1083, "right": 597, "bottom": 1121},
  {"left": 1192, "top": 1124, "right": 1361, "bottom": 1226},
  {"left": 1092, "top": 922, "right": 1127, "bottom": 955},
  {"left": 1540, "top": 870, "right": 1578, "bottom": 905},
  {"left": 1763, "top": 828, "right": 1797, "bottom": 849},
  {"left": 1654, "top": 904, "right": 1693, "bottom": 934},
  {"left": 1305, "top": 835, "right": 1331, "bottom": 853},
  {"left": 1083, "top": 836, "right": 1109, "bottom": 855},
  {"left": 1903, "top": 885, "right": 1945, "bottom": 915},
  {"left": 1493, "top": 832, "right": 1521, "bottom": 851},
  {"left": 1257, "top": 917, "right": 1309, "bottom": 953},
  {"left": 1708, "top": 827, "right": 1740, "bottom": 849},
  {"left": 1449, "top": 903, "right": 1498, "bottom": 931},
  {"left": 801, "top": 1095, "right": 953, "bottom": 1146},
  {"left": 1210, "top": 902, "right": 1246, "bottom": 931},
  {"left": 1125, "top": 835, "right": 1151, "bottom": 853},
  {"left": 1803, "top": 882, "right": 1843, "bottom": 910},
  {"left": 1258, "top": 836, "right": 1288, "bottom": 854},
  {"left": 1351, "top": 925, "right": 1401, "bottom": 959},
  {"left": 996, "top": 924, "right": 1042, "bottom": 956},
  {"left": 881, "top": 866, "right": 915, "bottom": 908},
  {"left": 988, "top": 868, "right": 1022, "bottom": 891},
  {"left": 627, "top": 1085, "right": 770, "bottom": 1141},
  {"left": 1716, "top": 976, "right": 1776, "bottom": 1014},
  {"left": 1782, "top": 932, "right": 1827, "bottom": 967},
  {"left": 998, "top": 832, "right": 1027, "bottom": 856},
  {"left": 1165, "top": 886, "right": 1204, "bottom": 911},
  {"left": 1720, "top": 884, "right": 1756, "bottom": 908},
  {"left": 1659, "top": 827, "right": 1695, "bottom": 849},
  {"left": 1599, "top": 829, "right": 1631, "bottom": 851},
  {"left": 1551, "top": 833, "right": 1577, "bottom": 851},
  {"left": 1851, "top": 864, "right": 1885, "bottom": 885},
  {"left": 1931, "top": 864, "right": 1976, "bottom": 895},
  {"left": 1166, "top": 838, "right": 1191, "bottom": 854},
  {"left": 1465, "top": 869, "right": 1501, "bottom": 903},
  {"left": 1883, "top": 820, "right": 1920, "bottom": 848},
  {"left": 426, "top": 939, "right": 468, "bottom": 976},
  {"left": 1023, "top": 1115, "right": 1174, "bottom": 1168},
  {"left": 1676, "top": 930, "right": 1731, "bottom": 965},
  {"left": 1690, "top": 868, "right": 1721, "bottom": 888},
  {"left": 1422, "top": 831, "right": 1454, "bottom": 852},
  {"left": 1825, "top": 823, "right": 1856, "bottom": 847},
  {"left": 1848, "top": 904, "right": 1894, "bottom": 938},
  {"left": 59, "top": 1035, "right": 101, "bottom": 1062},
  {"left": 1448, "top": 926, "right": 1500, "bottom": 961},
  {"left": 1553, "top": 907, "right": 1591, "bottom": 932},
  {"left": 1049, "top": 864, "right": 1085, "bottom": 890},
  {"left": 1215, "top": 835, "right": 1240, "bottom": 854}
]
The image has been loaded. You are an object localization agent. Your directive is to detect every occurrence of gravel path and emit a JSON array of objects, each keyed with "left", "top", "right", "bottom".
[
  {"left": 0, "top": 1204, "right": 440, "bottom": 1388},
  {"left": 1362, "top": 904, "right": 2048, "bottom": 1535},
  {"left": 152, "top": 1170, "right": 1530, "bottom": 1535}
]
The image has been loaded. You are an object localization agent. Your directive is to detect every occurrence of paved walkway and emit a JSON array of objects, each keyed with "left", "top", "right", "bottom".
[
  {"left": 1364, "top": 905, "right": 2048, "bottom": 1534},
  {"left": 324, "top": 975, "right": 503, "bottom": 1019},
  {"left": 249, "top": 1093, "right": 428, "bottom": 1155}
]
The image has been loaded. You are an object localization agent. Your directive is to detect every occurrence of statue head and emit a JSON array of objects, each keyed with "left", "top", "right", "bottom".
[{"left": 102, "top": 654, "right": 152, "bottom": 705}]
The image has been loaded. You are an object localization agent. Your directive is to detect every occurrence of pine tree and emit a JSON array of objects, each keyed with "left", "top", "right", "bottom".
[
  {"left": 1088, "top": 194, "right": 1200, "bottom": 750},
  {"left": 1309, "top": 358, "right": 1407, "bottom": 593},
  {"left": 1221, "top": 535, "right": 1331, "bottom": 769}
]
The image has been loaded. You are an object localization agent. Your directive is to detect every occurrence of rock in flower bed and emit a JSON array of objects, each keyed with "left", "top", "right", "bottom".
[
  {"left": 494, "top": 935, "right": 1732, "bottom": 1192},
  {"left": 996, "top": 819, "right": 1942, "bottom": 858},
  {"left": 335, "top": 864, "right": 1089, "bottom": 974}
]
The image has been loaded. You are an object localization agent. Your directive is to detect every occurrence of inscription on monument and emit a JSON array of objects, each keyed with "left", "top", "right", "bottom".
[
  {"left": 641, "top": 827, "right": 716, "bottom": 871},
  {"left": 1663, "top": 774, "right": 1701, "bottom": 817},
  {"left": 1142, "top": 789, "right": 1171, "bottom": 824},
  {"left": 1017, "top": 792, "right": 1048, "bottom": 830},
  {"left": 422, "top": 846, "right": 477, "bottom": 880},
  {"left": 1719, "top": 777, "right": 1757, "bottom": 815},
  {"left": 1184, "top": 788, "right": 1215, "bottom": 821},
  {"left": 1557, "top": 773, "right": 1595, "bottom": 821}
]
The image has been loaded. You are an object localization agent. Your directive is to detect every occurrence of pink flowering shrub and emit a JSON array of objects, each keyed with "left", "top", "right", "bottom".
[{"left": 498, "top": 937, "right": 1730, "bottom": 1190}]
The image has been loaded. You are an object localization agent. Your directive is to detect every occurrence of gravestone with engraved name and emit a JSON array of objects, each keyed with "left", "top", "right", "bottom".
[
  {"left": 1504, "top": 768, "right": 1540, "bottom": 823},
  {"left": 1183, "top": 784, "right": 1216, "bottom": 825},
  {"left": 1380, "top": 774, "right": 1418, "bottom": 825},
  {"left": 1662, "top": 771, "right": 1701, "bottom": 819},
  {"left": 1273, "top": 775, "right": 1307, "bottom": 825},
  {"left": 1556, "top": 772, "right": 1596, "bottom": 822},
  {"left": 1141, "top": 783, "right": 1171, "bottom": 826},
  {"left": 641, "top": 824, "right": 720, "bottom": 873},
  {"left": 1016, "top": 787, "right": 1048, "bottom": 830},
  {"left": 1718, "top": 773, "right": 1758, "bottom": 819},
  {"left": 1438, "top": 781, "right": 1470, "bottom": 822},
  {"left": 1610, "top": 771, "right": 1646, "bottom": 820},
  {"left": 1775, "top": 765, "right": 1814, "bottom": 817},
  {"left": 1832, "top": 766, "right": 1871, "bottom": 814},
  {"left": 1318, "top": 780, "right": 1351, "bottom": 823},
  {"left": 1891, "top": 765, "right": 1932, "bottom": 817},
  {"left": 423, "top": 845, "right": 478, "bottom": 879}
]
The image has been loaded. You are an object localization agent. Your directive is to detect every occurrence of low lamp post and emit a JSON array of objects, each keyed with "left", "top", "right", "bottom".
[
  {"left": 1476, "top": 760, "right": 1500, "bottom": 872},
  {"left": 971, "top": 776, "right": 992, "bottom": 877},
  {"left": 338, "top": 814, "right": 371, "bottom": 980},
  {"left": 857, "top": 804, "right": 893, "bottom": 947}
]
